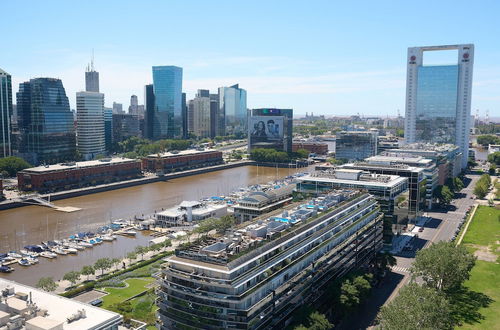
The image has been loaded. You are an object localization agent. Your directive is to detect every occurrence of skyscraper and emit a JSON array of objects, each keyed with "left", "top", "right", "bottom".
[
  {"left": 17, "top": 78, "right": 76, "bottom": 165},
  {"left": 144, "top": 84, "right": 155, "bottom": 140},
  {"left": 210, "top": 93, "right": 219, "bottom": 138},
  {"left": 218, "top": 84, "right": 247, "bottom": 136},
  {"left": 85, "top": 59, "right": 99, "bottom": 93},
  {"left": 189, "top": 90, "right": 211, "bottom": 138},
  {"left": 0, "top": 68, "right": 13, "bottom": 158},
  {"left": 129, "top": 94, "right": 138, "bottom": 115},
  {"left": 404, "top": 44, "right": 474, "bottom": 168},
  {"left": 152, "top": 66, "right": 183, "bottom": 138},
  {"left": 112, "top": 102, "right": 123, "bottom": 114},
  {"left": 76, "top": 91, "right": 105, "bottom": 160},
  {"left": 104, "top": 107, "right": 113, "bottom": 152}
]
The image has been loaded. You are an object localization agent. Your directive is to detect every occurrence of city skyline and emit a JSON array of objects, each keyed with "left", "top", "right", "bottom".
[{"left": 2, "top": 1, "right": 499, "bottom": 117}]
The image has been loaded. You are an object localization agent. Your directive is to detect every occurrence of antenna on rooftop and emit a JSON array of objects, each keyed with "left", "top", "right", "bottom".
[{"left": 91, "top": 48, "right": 95, "bottom": 71}]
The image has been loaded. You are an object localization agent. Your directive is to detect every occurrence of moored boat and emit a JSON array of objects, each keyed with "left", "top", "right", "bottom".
[
  {"left": 40, "top": 251, "right": 57, "bottom": 259},
  {"left": 18, "top": 258, "right": 31, "bottom": 266}
]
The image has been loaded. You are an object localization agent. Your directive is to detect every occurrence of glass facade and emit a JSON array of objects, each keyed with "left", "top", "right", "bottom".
[
  {"left": 415, "top": 65, "right": 459, "bottom": 144},
  {"left": 0, "top": 69, "right": 13, "bottom": 158},
  {"left": 104, "top": 107, "right": 113, "bottom": 153},
  {"left": 152, "top": 66, "right": 183, "bottom": 139},
  {"left": 335, "top": 131, "right": 377, "bottom": 161},
  {"left": 218, "top": 84, "right": 247, "bottom": 136},
  {"left": 17, "top": 78, "right": 76, "bottom": 165}
]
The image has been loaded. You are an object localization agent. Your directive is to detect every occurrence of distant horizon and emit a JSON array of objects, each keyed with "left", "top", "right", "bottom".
[{"left": 2, "top": 0, "right": 499, "bottom": 117}]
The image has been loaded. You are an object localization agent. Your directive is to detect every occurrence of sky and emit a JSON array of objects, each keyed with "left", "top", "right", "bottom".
[{"left": 2, "top": 0, "right": 500, "bottom": 117}]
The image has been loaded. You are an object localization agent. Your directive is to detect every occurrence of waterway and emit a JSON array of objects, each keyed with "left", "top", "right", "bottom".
[{"left": 0, "top": 165, "right": 309, "bottom": 285}]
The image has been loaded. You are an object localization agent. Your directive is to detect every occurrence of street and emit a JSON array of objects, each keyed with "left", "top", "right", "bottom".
[{"left": 338, "top": 173, "right": 481, "bottom": 330}]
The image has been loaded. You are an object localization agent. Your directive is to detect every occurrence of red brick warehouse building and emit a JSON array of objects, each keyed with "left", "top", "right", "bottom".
[
  {"left": 17, "top": 158, "right": 142, "bottom": 193},
  {"left": 292, "top": 141, "right": 329, "bottom": 155},
  {"left": 141, "top": 149, "right": 224, "bottom": 174}
]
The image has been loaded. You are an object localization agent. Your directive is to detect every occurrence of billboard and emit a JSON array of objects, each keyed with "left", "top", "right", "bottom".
[{"left": 249, "top": 116, "right": 284, "bottom": 150}]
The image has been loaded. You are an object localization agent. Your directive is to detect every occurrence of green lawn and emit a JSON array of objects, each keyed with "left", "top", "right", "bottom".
[
  {"left": 129, "top": 292, "right": 158, "bottom": 325},
  {"left": 462, "top": 206, "right": 500, "bottom": 247},
  {"left": 458, "top": 205, "right": 500, "bottom": 329},
  {"left": 102, "top": 278, "right": 155, "bottom": 308}
]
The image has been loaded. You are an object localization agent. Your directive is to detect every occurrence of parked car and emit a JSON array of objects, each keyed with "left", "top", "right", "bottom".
[{"left": 418, "top": 227, "right": 424, "bottom": 232}]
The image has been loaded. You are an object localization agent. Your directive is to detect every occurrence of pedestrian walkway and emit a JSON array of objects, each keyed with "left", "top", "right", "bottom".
[{"left": 391, "top": 266, "right": 410, "bottom": 273}]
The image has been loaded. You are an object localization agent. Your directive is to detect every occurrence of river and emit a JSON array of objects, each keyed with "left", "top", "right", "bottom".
[{"left": 0, "top": 165, "right": 309, "bottom": 285}]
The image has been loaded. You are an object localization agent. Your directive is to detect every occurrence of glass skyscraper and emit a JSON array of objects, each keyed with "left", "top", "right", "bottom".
[
  {"left": 17, "top": 78, "right": 76, "bottom": 165},
  {"left": 152, "top": 66, "right": 183, "bottom": 139},
  {"left": 0, "top": 68, "right": 13, "bottom": 158},
  {"left": 76, "top": 91, "right": 105, "bottom": 160},
  {"left": 104, "top": 107, "right": 113, "bottom": 152},
  {"left": 218, "top": 84, "right": 247, "bottom": 137},
  {"left": 404, "top": 44, "right": 474, "bottom": 168}
]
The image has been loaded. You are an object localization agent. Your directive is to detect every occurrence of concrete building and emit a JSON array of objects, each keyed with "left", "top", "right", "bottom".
[
  {"left": 144, "top": 84, "right": 155, "bottom": 140},
  {"left": 112, "top": 113, "right": 140, "bottom": 143},
  {"left": 296, "top": 169, "right": 409, "bottom": 242},
  {"left": 152, "top": 66, "right": 183, "bottom": 138},
  {"left": 112, "top": 102, "right": 123, "bottom": 114},
  {"left": 385, "top": 143, "right": 462, "bottom": 184},
  {"left": 104, "top": 107, "right": 113, "bottom": 153},
  {"left": 76, "top": 91, "right": 105, "bottom": 160},
  {"left": 17, "top": 158, "right": 142, "bottom": 192},
  {"left": 0, "top": 278, "right": 122, "bottom": 329},
  {"left": 188, "top": 90, "right": 211, "bottom": 138},
  {"left": 248, "top": 108, "right": 293, "bottom": 153},
  {"left": 404, "top": 44, "right": 474, "bottom": 169},
  {"left": 16, "top": 78, "right": 76, "bottom": 165},
  {"left": 218, "top": 84, "right": 247, "bottom": 136},
  {"left": 233, "top": 184, "right": 296, "bottom": 223},
  {"left": 129, "top": 94, "right": 139, "bottom": 115},
  {"left": 141, "top": 149, "right": 223, "bottom": 175},
  {"left": 335, "top": 131, "right": 377, "bottom": 161},
  {"left": 85, "top": 60, "right": 99, "bottom": 93},
  {"left": 156, "top": 200, "right": 227, "bottom": 227},
  {"left": 0, "top": 68, "right": 13, "bottom": 158},
  {"left": 157, "top": 190, "right": 383, "bottom": 329}
]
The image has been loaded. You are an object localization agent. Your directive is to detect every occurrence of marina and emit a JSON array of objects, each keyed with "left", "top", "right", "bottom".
[{"left": 0, "top": 165, "right": 312, "bottom": 286}]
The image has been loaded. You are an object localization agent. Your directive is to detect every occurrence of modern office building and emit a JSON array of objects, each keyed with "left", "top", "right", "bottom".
[
  {"left": 404, "top": 44, "right": 474, "bottom": 169},
  {"left": 248, "top": 108, "right": 293, "bottom": 153},
  {"left": 0, "top": 68, "right": 13, "bottom": 158},
  {"left": 296, "top": 169, "right": 409, "bottom": 241},
  {"left": 218, "top": 84, "right": 247, "bottom": 136},
  {"left": 152, "top": 66, "right": 183, "bottom": 138},
  {"left": 182, "top": 92, "right": 188, "bottom": 138},
  {"left": 112, "top": 113, "right": 140, "bottom": 143},
  {"left": 210, "top": 93, "right": 219, "bottom": 138},
  {"left": 341, "top": 160, "right": 427, "bottom": 213},
  {"left": 377, "top": 136, "right": 400, "bottom": 154},
  {"left": 104, "top": 107, "right": 113, "bottom": 153},
  {"left": 157, "top": 190, "right": 383, "bottom": 329},
  {"left": 156, "top": 200, "right": 228, "bottom": 227},
  {"left": 112, "top": 102, "right": 124, "bottom": 114},
  {"left": 129, "top": 94, "right": 139, "bottom": 115},
  {"left": 144, "top": 84, "right": 155, "bottom": 140},
  {"left": 335, "top": 131, "right": 377, "bottom": 161},
  {"left": 0, "top": 278, "right": 122, "bottom": 329},
  {"left": 85, "top": 60, "right": 99, "bottom": 93},
  {"left": 76, "top": 91, "right": 106, "bottom": 160},
  {"left": 16, "top": 78, "right": 76, "bottom": 165},
  {"left": 189, "top": 90, "right": 212, "bottom": 138},
  {"left": 386, "top": 143, "right": 462, "bottom": 184}
]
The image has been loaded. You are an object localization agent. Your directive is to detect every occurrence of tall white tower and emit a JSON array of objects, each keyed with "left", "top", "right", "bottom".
[
  {"left": 76, "top": 91, "right": 105, "bottom": 160},
  {"left": 404, "top": 44, "right": 474, "bottom": 169}
]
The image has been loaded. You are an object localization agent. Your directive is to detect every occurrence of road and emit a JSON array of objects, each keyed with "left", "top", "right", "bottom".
[{"left": 338, "top": 174, "right": 481, "bottom": 330}]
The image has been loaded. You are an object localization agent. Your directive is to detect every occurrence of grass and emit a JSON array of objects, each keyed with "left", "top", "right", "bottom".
[
  {"left": 457, "top": 205, "right": 500, "bottom": 329},
  {"left": 101, "top": 277, "right": 155, "bottom": 308},
  {"left": 129, "top": 292, "right": 158, "bottom": 325}
]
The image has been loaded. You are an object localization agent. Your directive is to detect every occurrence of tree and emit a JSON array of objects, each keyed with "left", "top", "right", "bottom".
[
  {"left": 339, "top": 273, "right": 373, "bottom": 312},
  {"left": 295, "top": 148, "right": 309, "bottom": 159},
  {"left": 489, "top": 164, "right": 496, "bottom": 175},
  {"left": 111, "top": 258, "right": 121, "bottom": 270},
  {"left": 436, "top": 185, "right": 454, "bottom": 205},
  {"left": 94, "top": 258, "right": 112, "bottom": 275},
  {"left": 473, "top": 176, "right": 490, "bottom": 199},
  {"left": 487, "top": 151, "right": 500, "bottom": 166},
  {"left": 377, "top": 283, "right": 453, "bottom": 330},
  {"left": 0, "top": 156, "right": 31, "bottom": 177},
  {"left": 374, "top": 252, "right": 396, "bottom": 276},
  {"left": 410, "top": 241, "right": 476, "bottom": 292},
  {"left": 63, "top": 271, "right": 80, "bottom": 286},
  {"left": 135, "top": 246, "right": 147, "bottom": 260},
  {"left": 477, "top": 134, "right": 500, "bottom": 146},
  {"left": 127, "top": 251, "right": 137, "bottom": 261},
  {"left": 81, "top": 265, "right": 95, "bottom": 280},
  {"left": 293, "top": 309, "right": 332, "bottom": 330},
  {"left": 36, "top": 277, "right": 57, "bottom": 292}
]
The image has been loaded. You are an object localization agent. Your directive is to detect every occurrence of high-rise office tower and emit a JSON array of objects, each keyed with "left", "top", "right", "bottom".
[
  {"left": 17, "top": 78, "right": 76, "bottom": 165},
  {"left": 182, "top": 92, "right": 187, "bottom": 139},
  {"left": 188, "top": 90, "right": 211, "bottom": 138},
  {"left": 404, "top": 44, "right": 474, "bottom": 168},
  {"left": 112, "top": 102, "right": 123, "bottom": 114},
  {"left": 76, "top": 91, "right": 105, "bottom": 160},
  {"left": 104, "top": 107, "right": 113, "bottom": 153},
  {"left": 152, "top": 66, "right": 183, "bottom": 138},
  {"left": 144, "top": 84, "right": 155, "bottom": 140},
  {"left": 85, "top": 58, "right": 99, "bottom": 93},
  {"left": 129, "top": 94, "right": 138, "bottom": 115},
  {"left": 210, "top": 93, "right": 219, "bottom": 138},
  {"left": 218, "top": 84, "right": 247, "bottom": 136},
  {"left": 0, "top": 68, "right": 13, "bottom": 158}
]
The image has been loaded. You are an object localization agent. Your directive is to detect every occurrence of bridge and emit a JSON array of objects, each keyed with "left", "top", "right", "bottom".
[{"left": 17, "top": 195, "right": 81, "bottom": 212}]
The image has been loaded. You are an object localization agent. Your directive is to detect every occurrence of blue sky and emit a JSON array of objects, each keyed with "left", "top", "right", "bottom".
[{"left": 2, "top": 0, "right": 499, "bottom": 117}]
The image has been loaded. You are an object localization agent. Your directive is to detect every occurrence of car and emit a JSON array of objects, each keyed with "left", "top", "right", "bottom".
[
  {"left": 90, "top": 299, "right": 103, "bottom": 307},
  {"left": 418, "top": 227, "right": 424, "bottom": 232}
]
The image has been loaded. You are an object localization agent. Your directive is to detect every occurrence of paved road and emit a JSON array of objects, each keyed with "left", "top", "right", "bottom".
[{"left": 339, "top": 174, "right": 481, "bottom": 330}]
